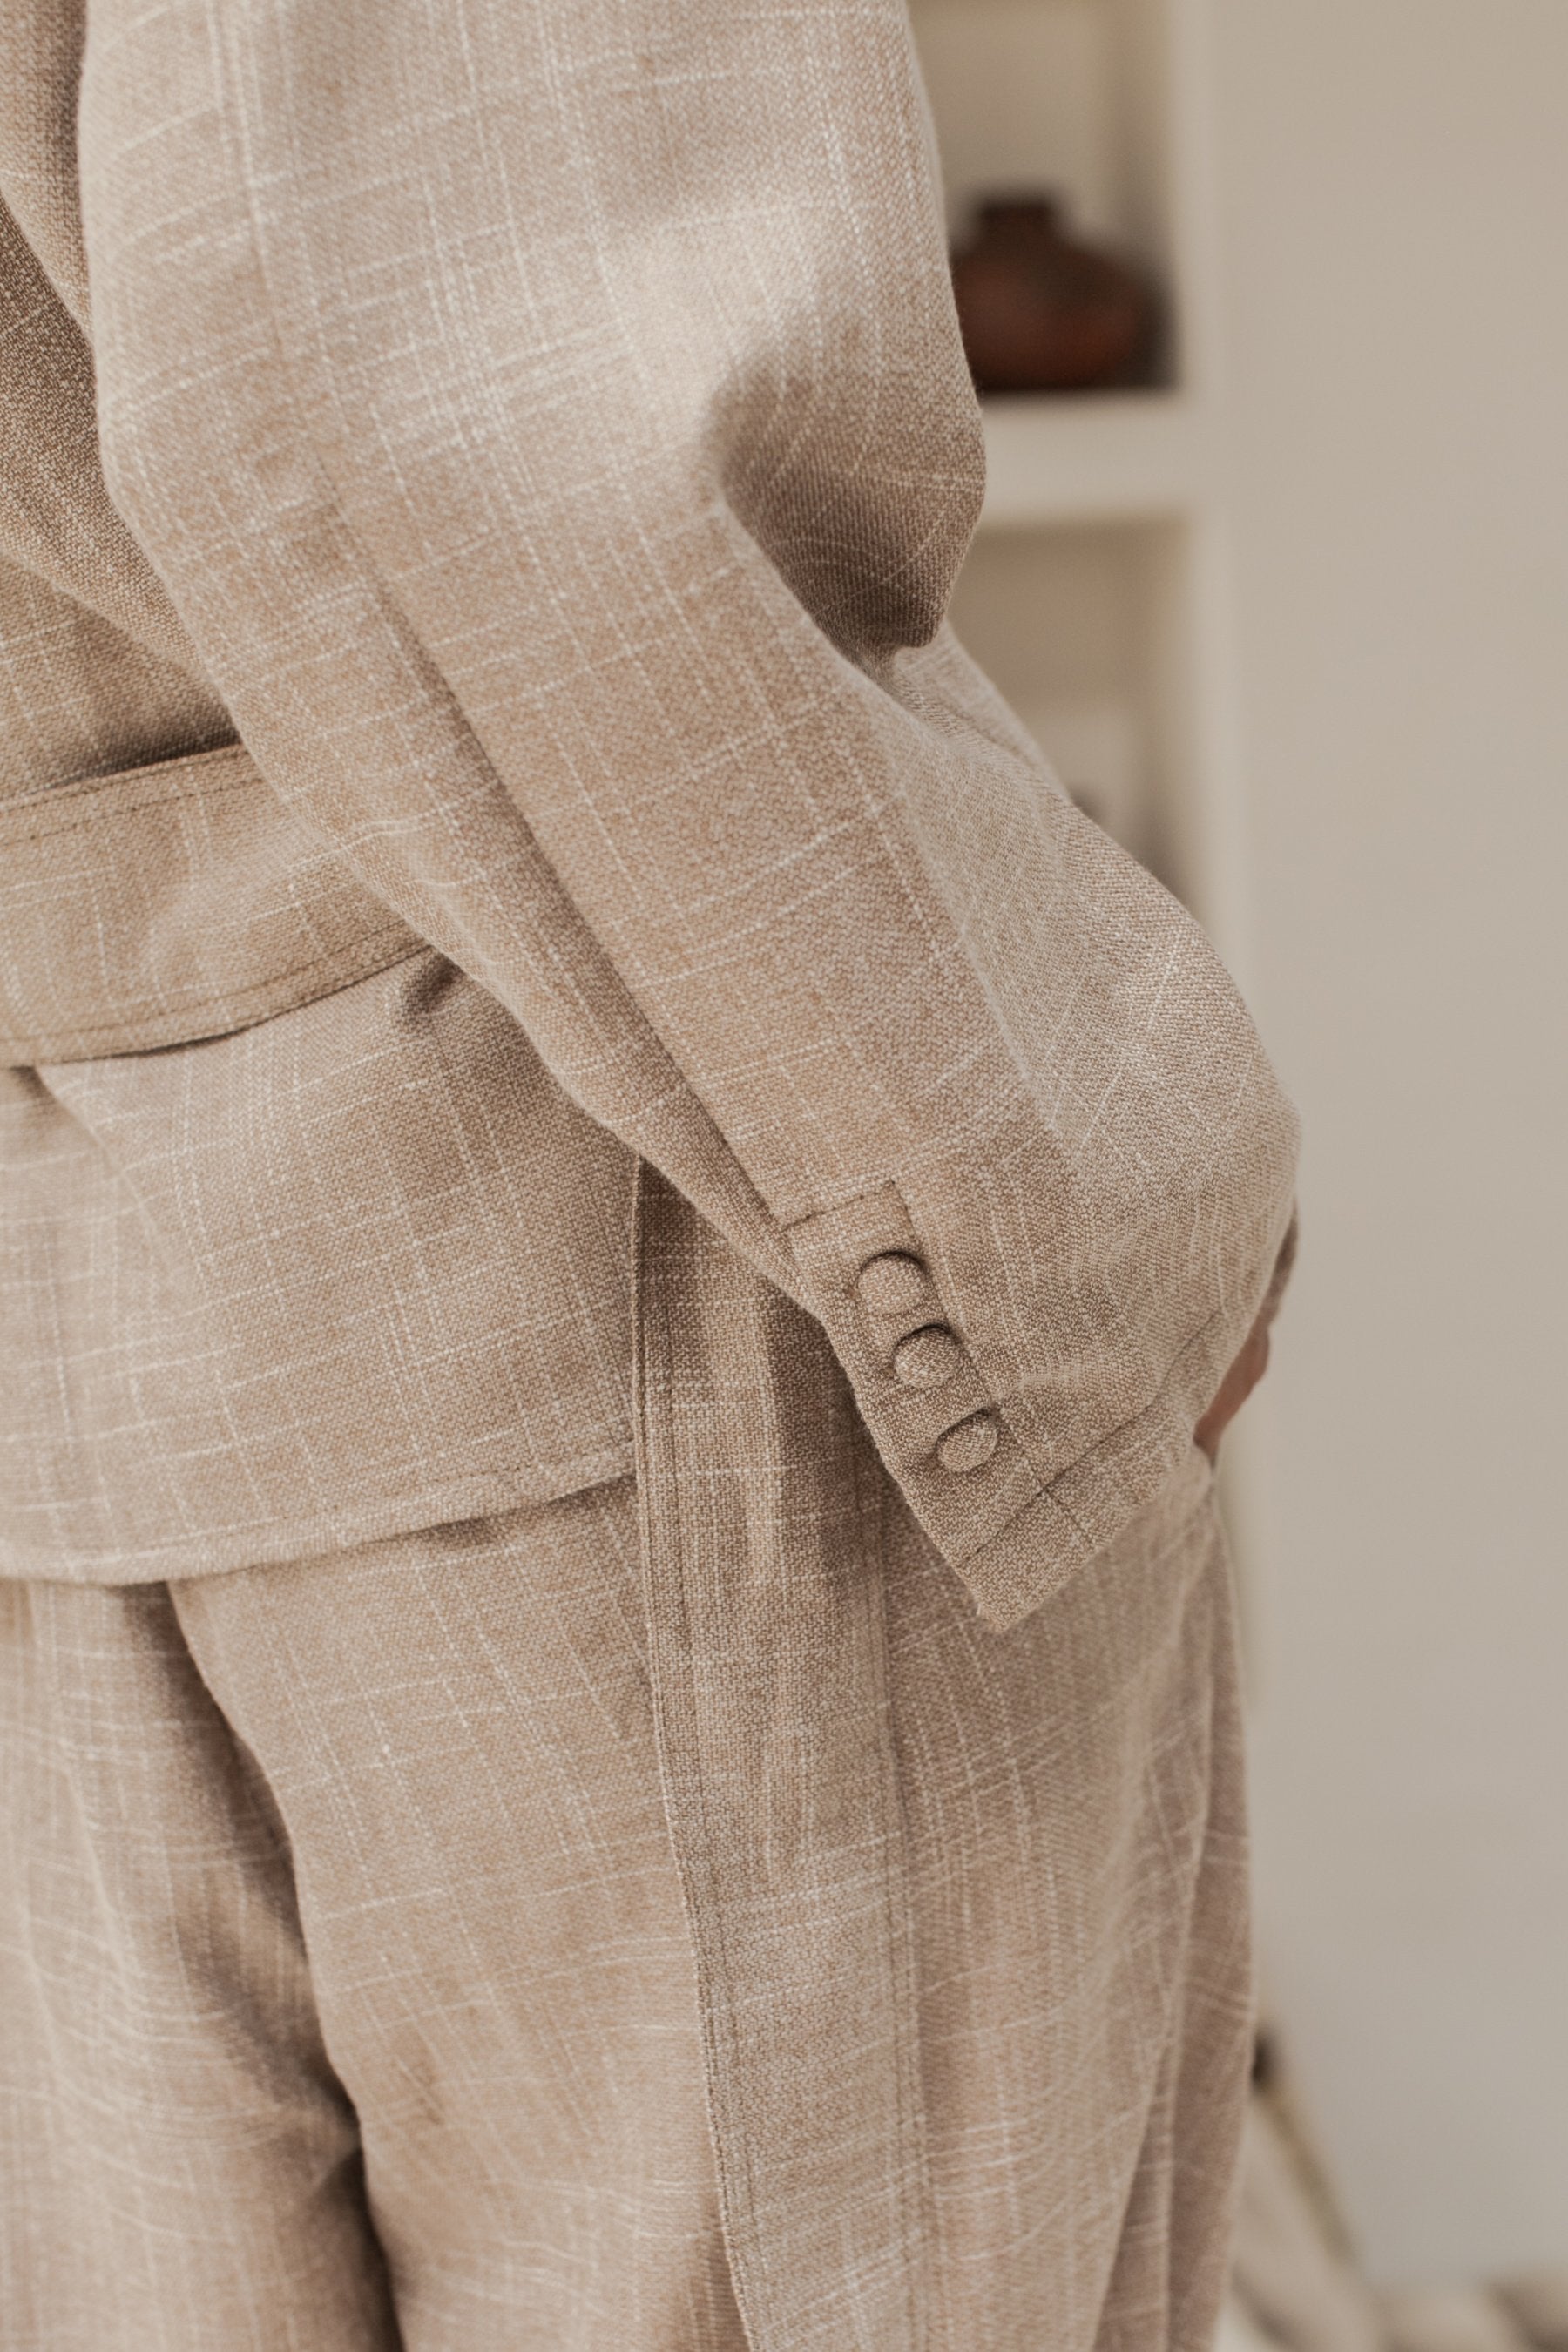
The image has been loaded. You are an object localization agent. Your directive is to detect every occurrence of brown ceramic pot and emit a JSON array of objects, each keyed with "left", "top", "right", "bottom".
[{"left": 950, "top": 195, "right": 1156, "bottom": 395}]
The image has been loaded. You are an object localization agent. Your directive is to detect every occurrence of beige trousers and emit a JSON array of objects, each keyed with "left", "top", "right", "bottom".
[{"left": 1, "top": 1458, "right": 1248, "bottom": 2351}]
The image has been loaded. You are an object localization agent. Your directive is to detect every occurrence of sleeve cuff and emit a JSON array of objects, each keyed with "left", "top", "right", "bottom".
[{"left": 788, "top": 1179, "right": 1273, "bottom": 1628}]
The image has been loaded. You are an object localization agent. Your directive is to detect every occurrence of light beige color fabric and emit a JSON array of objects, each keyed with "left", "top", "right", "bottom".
[
  {"left": 0, "top": 0, "right": 1296, "bottom": 1615},
  {"left": 2, "top": 1452, "right": 1249, "bottom": 2352},
  {"left": 3, "top": 953, "right": 637, "bottom": 1573},
  {"left": 0, "top": 2, "right": 1299, "bottom": 2339},
  {"left": 0, "top": 740, "right": 422, "bottom": 1063}
]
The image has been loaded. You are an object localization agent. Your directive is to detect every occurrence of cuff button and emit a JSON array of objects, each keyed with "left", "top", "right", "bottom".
[
  {"left": 936, "top": 1413, "right": 999, "bottom": 1475},
  {"left": 855, "top": 1252, "right": 930, "bottom": 1315}
]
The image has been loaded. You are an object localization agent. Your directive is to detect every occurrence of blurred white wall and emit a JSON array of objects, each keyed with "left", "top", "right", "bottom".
[{"left": 1211, "top": 0, "right": 1568, "bottom": 2284}]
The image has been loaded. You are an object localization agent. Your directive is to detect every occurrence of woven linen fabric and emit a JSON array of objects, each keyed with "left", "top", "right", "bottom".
[
  {"left": 1, "top": 1448, "right": 1248, "bottom": 2352},
  {"left": 0, "top": 4, "right": 1295, "bottom": 2338},
  {"left": 4, "top": 0, "right": 1290, "bottom": 1613},
  {"left": 0, "top": 953, "right": 637, "bottom": 1578}
]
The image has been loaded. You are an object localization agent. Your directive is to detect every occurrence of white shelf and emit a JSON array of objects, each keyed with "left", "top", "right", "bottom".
[{"left": 978, "top": 392, "right": 1207, "bottom": 528}]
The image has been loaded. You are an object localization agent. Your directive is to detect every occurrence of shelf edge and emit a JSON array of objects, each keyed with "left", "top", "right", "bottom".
[{"left": 977, "top": 393, "right": 1211, "bottom": 529}]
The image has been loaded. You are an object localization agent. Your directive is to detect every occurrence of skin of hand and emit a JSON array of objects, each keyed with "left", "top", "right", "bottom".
[{"left": 1195, "top": 1213, "right": 1298, "bottom": 1463}]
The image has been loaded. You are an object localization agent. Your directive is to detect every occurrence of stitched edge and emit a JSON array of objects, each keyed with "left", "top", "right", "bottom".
[
  {"left": 0, "top": 740, "right": 258, "bottom": 840},
  {"left": 3, "top": 936, "right": 430, "bottom": 1068},
  {"left": 0, "top": 1442, "right": 639, "bottom": 1582}
]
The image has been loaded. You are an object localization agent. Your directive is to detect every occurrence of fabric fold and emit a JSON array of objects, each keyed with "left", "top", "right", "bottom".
[{"left": 632, "top": 1158, "right": 932, "bottom": 2350}]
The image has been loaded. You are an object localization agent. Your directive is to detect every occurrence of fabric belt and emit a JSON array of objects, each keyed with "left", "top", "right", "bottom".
[{"left": 0, "top": 740, "right": 422, "bottom": 1065}]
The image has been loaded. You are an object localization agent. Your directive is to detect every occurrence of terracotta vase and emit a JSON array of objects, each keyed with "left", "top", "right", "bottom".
[{"left": 950, "top": 195, "right": 1157, "bottom": 395}]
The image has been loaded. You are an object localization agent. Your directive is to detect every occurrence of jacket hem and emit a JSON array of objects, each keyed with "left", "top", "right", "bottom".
[
  {"left": 961, "top": 1433, "right": 1219, "bottom": 1632},
  {"left": 0, "top": 1442, "right": 636, "bottom": 1585}
]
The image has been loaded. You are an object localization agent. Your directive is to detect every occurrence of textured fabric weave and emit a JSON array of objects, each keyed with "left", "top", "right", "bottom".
[
  {"left": 1, "top": 953, "right": 637, "bottom": 1578},
  {"left": 0, "top": 5, "right": 1296, "bottom": 2336},
  {"left": 0, "top": 741, "right": 422, "bottom": 1063},
  {"left": 0, "top": 0, "right": 1297, "bottom": 1617},
  {"left": 2, "top": 1452, "right": 1249, "bottom": 2352}
]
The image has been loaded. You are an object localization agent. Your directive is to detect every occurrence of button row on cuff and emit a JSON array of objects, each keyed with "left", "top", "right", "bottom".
[
  {"left": 856, "top": 1252, "right": 999, "bottom": 1477},
  {"left": 936, "top": 1415, "right": 1000, "bottom": 1475},
  {"left": 891, "top": 1325, "right": 965, "bottom": 1390},
  {"left": 855, "top": 1250, "right": 931, "bottom": 1316}
]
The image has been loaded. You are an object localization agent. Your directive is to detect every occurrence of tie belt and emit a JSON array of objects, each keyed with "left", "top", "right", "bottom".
[{"left": 0, "top": 740, "right": 422, "bottom": 1066}]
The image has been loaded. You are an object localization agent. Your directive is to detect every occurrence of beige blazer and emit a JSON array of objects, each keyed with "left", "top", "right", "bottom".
[
  {"left": 0, "top": 0, "right": 1295, "bottom": 1604},
  {"left": 0, "top": 6, "right": 1297, "bottom": 2335}
]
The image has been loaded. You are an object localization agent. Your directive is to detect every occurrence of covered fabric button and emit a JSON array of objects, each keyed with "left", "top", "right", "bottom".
[
  {"left": 936, "top": 1414, "right": 999, "bottom": 1475},
  {"left": 855, "top": 1252, "right": 929, "bottom": 1315},
  {"left": 891, "top": 1325, "right": 963, "bottom": 1390}
]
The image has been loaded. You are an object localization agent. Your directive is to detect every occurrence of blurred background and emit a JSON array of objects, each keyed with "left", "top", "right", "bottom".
[{"left": 908, "top": 0, "right": 1568, "bottom": 2340}]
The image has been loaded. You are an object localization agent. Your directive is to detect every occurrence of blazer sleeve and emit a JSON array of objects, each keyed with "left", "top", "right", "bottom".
[{"left": 78, "top": 0, "right": 1299, "bottom": 1627}]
